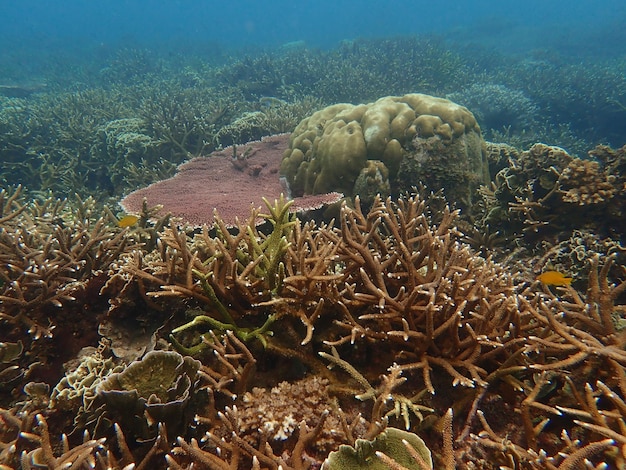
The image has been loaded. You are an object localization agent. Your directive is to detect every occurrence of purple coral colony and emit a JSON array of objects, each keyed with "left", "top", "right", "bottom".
[{"left": 1, "top": 34, "right": 626, "bottom": 470}]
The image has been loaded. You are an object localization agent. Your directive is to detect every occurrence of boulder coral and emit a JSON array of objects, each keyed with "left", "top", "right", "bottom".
[{"left": 281, "top": 93, "right": 489, "bottom": 211}]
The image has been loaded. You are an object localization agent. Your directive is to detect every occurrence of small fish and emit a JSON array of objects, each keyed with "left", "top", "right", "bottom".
[
  {"left": 117, "top": 214, "right": 139, "bottom": 228},
  {"left": 537, "top": 270, "right": 573, "bottom": 286}
]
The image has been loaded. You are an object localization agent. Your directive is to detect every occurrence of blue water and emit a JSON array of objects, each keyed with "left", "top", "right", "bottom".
[
  {"left": 1, "top": 0, "right": 625, "bottom": 52},
  {"left": 0, "top": 0, "right": 625, "bottom": 158}
]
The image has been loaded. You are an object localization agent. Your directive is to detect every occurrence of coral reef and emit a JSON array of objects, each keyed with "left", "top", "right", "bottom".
[
  {"left": 2, "top": 36, "right": 623, "bottom": 205},
  {"left": 280, "top": 93, "right": 489, "bottom": 212},
  {"left": 325, "top": 196, "right": 519, "bottom": 392},
  {"left": 467, "top": 254, "right": 626, "bottom": 468},
  {"left": 489, "top": 57, "right": 626, "bottom": 147},
  {"left": 0, "top": 82, "right": 317, "bottom": 200},
  {"left": 2, "top": 39, "right": 626, "bottom": 469},
  {"left": 480, "top": 142, "right": 626, "bottom": 243},
  {"left": 447, "top": 83, "right": 539, "bottom": 135},
  {"left": 0, "top": 187, "right": 134, "bottom": 340},
  {"left": 2, "top": 182, "right": 626, "bottom": 468}
]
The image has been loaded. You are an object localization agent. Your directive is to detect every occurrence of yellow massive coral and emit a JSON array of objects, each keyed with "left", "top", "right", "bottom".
[{"left": 281, "top": 93, "right": 489, "bottom": 211}]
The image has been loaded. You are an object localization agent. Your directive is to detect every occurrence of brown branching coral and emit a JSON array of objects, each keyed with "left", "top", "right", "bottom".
[
  {"left": 524, "top": 254, "right": 626, "bottom": 393},
  {"left": 328, "top": 195, "right": 522, "bottom": 392},
  {"left": 123, "top": 196, "right": 341, "bottom": 358},
  {"left": 472, "top": 409, "right": 616, "bottom": 470},
  {"left": 4, "top": 178, "right": 620, "bottom": 469},
  {"left": 320, "top": 347, "right": 432, "bottom": 438},
  {"left": 0, "top": 185, "right": 26, "bottom": 224},
  {"left": 0, "top": 191, "right": 135, "bottom": 334},
  {"left": 103, "top": 191, "right": 537, "bottom": 467},
  {"left": 0, "top": 189, "right": 147, "bottom": 413},
  {"left": 195, "top": 330, "right": 258, "bottom": 417},
  {"left": 1, "top": 409, "right": 169, "bottom": 469},
  {"left": 121, "top": 192, "right": 526, "bottom": 397},
  {"left": 170, "top": 404, "right": 333, "bottom": 470},
  {"left": 462, "top": 254, "right": 626, "bottom": 468},
  {"left": 559, "top": 380, "right": 626, "bottom": 467},
  {"left": 18, "top": 414, "right": 107, "bottom": 469}
]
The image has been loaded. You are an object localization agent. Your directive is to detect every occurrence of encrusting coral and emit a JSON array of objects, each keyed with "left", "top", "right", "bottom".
[
  {"left": 95, "top": 350, "right": 202, "bottom": 440},
  {"left": 321, "top": 426, "right": 433, "bottom": 469}
]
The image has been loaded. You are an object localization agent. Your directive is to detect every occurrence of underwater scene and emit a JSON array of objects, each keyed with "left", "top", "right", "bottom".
[{"left": 1, "top": 1, "right": 626, "bottom": 468}]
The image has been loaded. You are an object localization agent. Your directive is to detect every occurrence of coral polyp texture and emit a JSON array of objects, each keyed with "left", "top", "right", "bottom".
[{"left": 280, "top": 93, "right": 489, "bottom": 211}]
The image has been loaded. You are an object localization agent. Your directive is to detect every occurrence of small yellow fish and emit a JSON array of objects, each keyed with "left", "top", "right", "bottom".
[
  {"left": 537, "top": 270, "right": 573, "bottom": 286},
  {"left": 117, "top": 214, "right": 139, "bottom": 228}
]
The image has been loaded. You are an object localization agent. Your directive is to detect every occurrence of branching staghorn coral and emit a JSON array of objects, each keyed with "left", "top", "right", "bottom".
[
  {"left": 72, "top": 188, "right": 626, "bottom": 468},
  {"left": 0, "top": 409, "right": 168, "bottom": 469},
  {"left": 463, "top": 254, "right": 626, "bottom": 468},
  {"left": 194, "top": 330, "right": 258, "bottom": 416},
  {"left": 0, "top": 185, "right": 26, "bottom": 224},
  {"left": 124, "top": 196, "right": 336, "bottom": 356},
  {"left": 523, "top": 254, "right": 626, "bottom": 395},
  {"left": 472, "top": 409, "right": 616, "bottom": 470},
  {"left": 557, "top": 379, "right": 626, "bottom": 467},
  {"left": 320, "top": 347, "right": 432, "bottom": 438},
  {"left": 327, "top": 195, "right": 523, "bottom": 393},
  {"left": 0, "top": 190, "right": 137, "bottom": 339},
  {"left": 168, "top": 406, "right": 331, "bottom": 470}
]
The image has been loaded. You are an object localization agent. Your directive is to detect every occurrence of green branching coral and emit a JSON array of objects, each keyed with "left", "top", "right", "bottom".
[
  {"left": 170, "top": 304, "right": 276, "bottom": 353},
  {"left": 169, "top": 196, "right": 295, "bottom": 354},
  {"left": 247, "top": 195, "right": 296, "bottom": 294}
]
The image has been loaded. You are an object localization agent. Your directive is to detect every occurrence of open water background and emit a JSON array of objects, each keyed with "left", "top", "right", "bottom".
[{"left": 1, "top": 1, "right": 625, "bottom": 57}]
